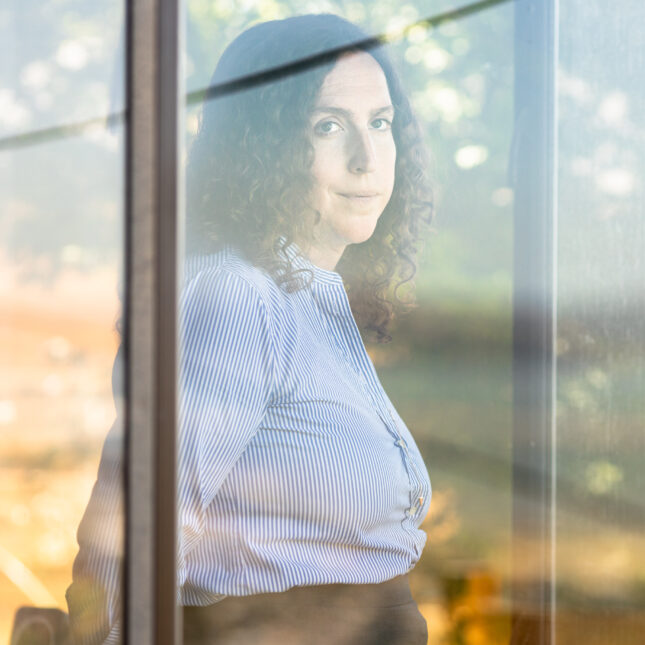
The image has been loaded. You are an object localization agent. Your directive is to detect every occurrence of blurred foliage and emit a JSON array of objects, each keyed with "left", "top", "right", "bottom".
[{"left": 1, "top": 0, "right": 124, "bottom": 281}]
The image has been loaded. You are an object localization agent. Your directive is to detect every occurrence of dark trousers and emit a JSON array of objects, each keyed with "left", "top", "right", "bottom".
[{"left": 183, "top": 575, "right": 427, "bottom": 645}]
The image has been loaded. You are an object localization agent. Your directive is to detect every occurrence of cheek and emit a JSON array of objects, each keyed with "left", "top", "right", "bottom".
[
  {"left": 309, "top": 157, "right": 336, "bottom": 211},
  {"left": 382, "top": 143, "right": 397, "bottom": 192},
  {"left": 388, "top": 139, "right": 397, "bottom": 170},
  {"left": 310, "top": 152, "right": 328, "bottom": 190},
  {"left": 311, "top": 162, "right": 330, "bottom": 189},
  {"left": 311, "top": 138, "right": 348, "bottom": 188}
]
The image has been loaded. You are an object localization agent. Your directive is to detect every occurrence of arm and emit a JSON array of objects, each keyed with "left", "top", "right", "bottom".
[
  {"left": 177, "top": 268, "right": 277, "bottom": 590},
  {"left": 67, "top": 268, "right": 277, "bottom": 641},
  {"left": 66, "top": 340, "right": 124, "bottom": 645}
]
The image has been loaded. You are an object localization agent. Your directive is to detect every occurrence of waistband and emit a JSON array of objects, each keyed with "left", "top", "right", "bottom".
[
  {"left": 183, "top": 574, "right": 425, "bottom": 645},
  {"left": 278, "top": 575, "right": 412, "bottom": 608},
  {"left": 223, "top": 575, "right": 413, "bottom": 609}
]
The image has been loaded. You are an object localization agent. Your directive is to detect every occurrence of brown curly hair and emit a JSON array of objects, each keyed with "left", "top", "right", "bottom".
[{"left": 186, "top": 14, "right": 433, "bottom": 341}]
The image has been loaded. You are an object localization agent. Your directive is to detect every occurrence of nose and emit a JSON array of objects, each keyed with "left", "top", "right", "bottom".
[{"left": 347, "top": 129, "right": 376, "bottom": 174}]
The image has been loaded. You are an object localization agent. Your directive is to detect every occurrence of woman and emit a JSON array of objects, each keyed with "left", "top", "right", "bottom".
[{"left": 180, "top": 13, "right": 433, "bottom": 645}]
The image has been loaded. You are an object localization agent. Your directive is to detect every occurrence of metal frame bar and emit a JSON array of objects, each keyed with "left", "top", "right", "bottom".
[
  {"left": 125, "top": 0, "right": 181, "bottom": 643},
  {"left": 511, "top": 0, "right": 558, "bottom": 643}
]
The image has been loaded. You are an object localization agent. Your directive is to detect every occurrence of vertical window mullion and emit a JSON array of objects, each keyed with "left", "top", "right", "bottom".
[
  {"left": 126, "top": 0, "right": 180, "bottom": 644},
  {"left": 512, "top": 0, "right": 558, "bottom": 643}
]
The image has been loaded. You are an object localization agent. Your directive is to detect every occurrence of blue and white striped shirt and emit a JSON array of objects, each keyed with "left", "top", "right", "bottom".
[
  {"left": 178, "top": 246, "right": 431, "bottom": 605},
  {"left": 67, "top": 246, "right": 431, "bottom": 644}
]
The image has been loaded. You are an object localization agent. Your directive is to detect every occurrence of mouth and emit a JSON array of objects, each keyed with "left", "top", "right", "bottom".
[{"left": 338, "top": 192, "right": 379, "bottom": 201}]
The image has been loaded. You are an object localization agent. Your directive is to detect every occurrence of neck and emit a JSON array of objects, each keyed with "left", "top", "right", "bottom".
[{"left": 304, "top": 242, "right": 346, "bottom": 272}]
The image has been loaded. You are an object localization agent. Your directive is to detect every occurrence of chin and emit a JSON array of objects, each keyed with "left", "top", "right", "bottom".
[{"left": 344, "top": 218, "right": 380, "bottom": 246}]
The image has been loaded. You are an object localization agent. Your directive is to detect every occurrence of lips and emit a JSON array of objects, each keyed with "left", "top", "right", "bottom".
[{"left": 338, "top": 192, "right": 379, "bottom": 199}]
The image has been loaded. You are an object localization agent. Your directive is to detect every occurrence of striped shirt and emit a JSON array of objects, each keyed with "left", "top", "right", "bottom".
[
  {"left": 178, "top": 246, "right": 431, "bottom": 605},
  {"left": 67, "top": 245, "right": 431, "bottom": 644}
]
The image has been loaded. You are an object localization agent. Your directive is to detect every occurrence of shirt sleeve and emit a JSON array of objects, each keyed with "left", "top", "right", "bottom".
[
  {"left": 66, "top": 420, "right": 123, "bottom": 645},
  {"left": 177, "top": 268, "right": 277, "bottom": 585}
]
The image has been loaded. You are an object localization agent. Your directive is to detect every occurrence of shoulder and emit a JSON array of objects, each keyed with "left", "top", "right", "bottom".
[{"left": 181, "top": 247, "right": 289, "bottom": 329}]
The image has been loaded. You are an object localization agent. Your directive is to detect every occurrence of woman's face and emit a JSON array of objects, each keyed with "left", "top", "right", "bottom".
[{"left": 306, "top": 51, "right": 396, "bottom": 270}]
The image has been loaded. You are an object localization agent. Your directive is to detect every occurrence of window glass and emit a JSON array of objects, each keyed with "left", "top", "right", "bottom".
[
  {"left": 1, "top": 2, "right": 125, "bottom": 643},
  {"left": 556, "top": 1, "right": 645, "bottom": 641},
  {"left": 180, "top": 2, "right": 514, "bottom": 643}
]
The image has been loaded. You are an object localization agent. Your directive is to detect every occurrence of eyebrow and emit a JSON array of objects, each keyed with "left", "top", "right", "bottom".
[{"left": 311, "top": 105, "right": 395, "bottom": 118}]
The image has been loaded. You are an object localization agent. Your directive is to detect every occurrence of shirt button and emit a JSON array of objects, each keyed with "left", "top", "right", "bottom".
[{"left": 408, "top": 506, "right": 418, "bottom": 516}]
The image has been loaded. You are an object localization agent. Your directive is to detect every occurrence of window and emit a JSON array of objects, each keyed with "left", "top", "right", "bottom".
[
  {"left": 2, "top": 1, "right": 643, "bottom": 644},
  {"left": 1, "top": 1, "right": 126, "bottom": 643}
]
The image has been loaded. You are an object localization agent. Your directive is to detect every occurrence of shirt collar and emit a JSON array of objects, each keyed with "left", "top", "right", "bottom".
[{"left": 278, "top": 238, "right": 345, "bottom": 287}]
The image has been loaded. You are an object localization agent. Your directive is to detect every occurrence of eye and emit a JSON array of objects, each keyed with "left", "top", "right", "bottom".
[
  {"left": 314, "top": 119, "right": 342, "bottom": 136},
  {"left": 371, "top": 117, "right": 392, "bottom": 131}
]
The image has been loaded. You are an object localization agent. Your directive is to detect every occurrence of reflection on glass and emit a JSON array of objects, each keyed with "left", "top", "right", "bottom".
[
  {"left": 1, "top": 2, "right": 124, "bottom": 644},
  {"left": 556, "top": 1, "right": 645, "bottom": 642},
  {"left": 181, "top": 2, "right": 514, "bottom": 643}
]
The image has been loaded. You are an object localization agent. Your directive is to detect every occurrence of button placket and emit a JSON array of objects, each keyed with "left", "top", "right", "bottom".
[
  {"left": 392, "top": 424, "right": 428, "bottom": 519},
  {"left": 333, "top": 291, "right": 388, "bottom": 399},
  {"left": 314, "top": 289, "right": 370, "bottom": 392},
  {"left": 315, "top": 283, "right": 429, "bottom": 523},
  {"left": 313, "top": 291, "right": 359, "bottom": 382}
]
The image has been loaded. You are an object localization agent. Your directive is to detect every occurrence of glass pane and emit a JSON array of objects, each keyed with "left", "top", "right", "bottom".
[
  {"left": 1, "top": 2, "right": 125, "bottom": 643},
  {"left": 556, "top": 1, "right": 645, "bottom": 642},
  {"left": 180, "top": 2, "right": 513, "bottom": 644}
]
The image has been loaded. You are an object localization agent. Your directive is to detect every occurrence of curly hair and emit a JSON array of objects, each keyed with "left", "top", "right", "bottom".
[{"left": 186, "top": 14, "right": 433, "bottom": 342}]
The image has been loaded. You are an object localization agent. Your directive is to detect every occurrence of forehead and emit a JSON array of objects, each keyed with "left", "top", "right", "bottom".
[{"left": 315, "top": 51, "right": 391, "bottom": 106}]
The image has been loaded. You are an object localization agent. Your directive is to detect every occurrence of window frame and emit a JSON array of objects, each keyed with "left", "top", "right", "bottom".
[
  {"left": 125, "top": 0, "right": 182, "bottom": 644},
  {"left": 511, "top": 0, "right": 558, "bottom": 643}
]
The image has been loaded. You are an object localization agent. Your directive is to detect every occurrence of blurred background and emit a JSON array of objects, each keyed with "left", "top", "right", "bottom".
[
  {"left": 2, "top": 0, "right": 644, "bottom": 643},
  {"left": 1, "top": 0, "right": 125, "bottom": 641}
]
